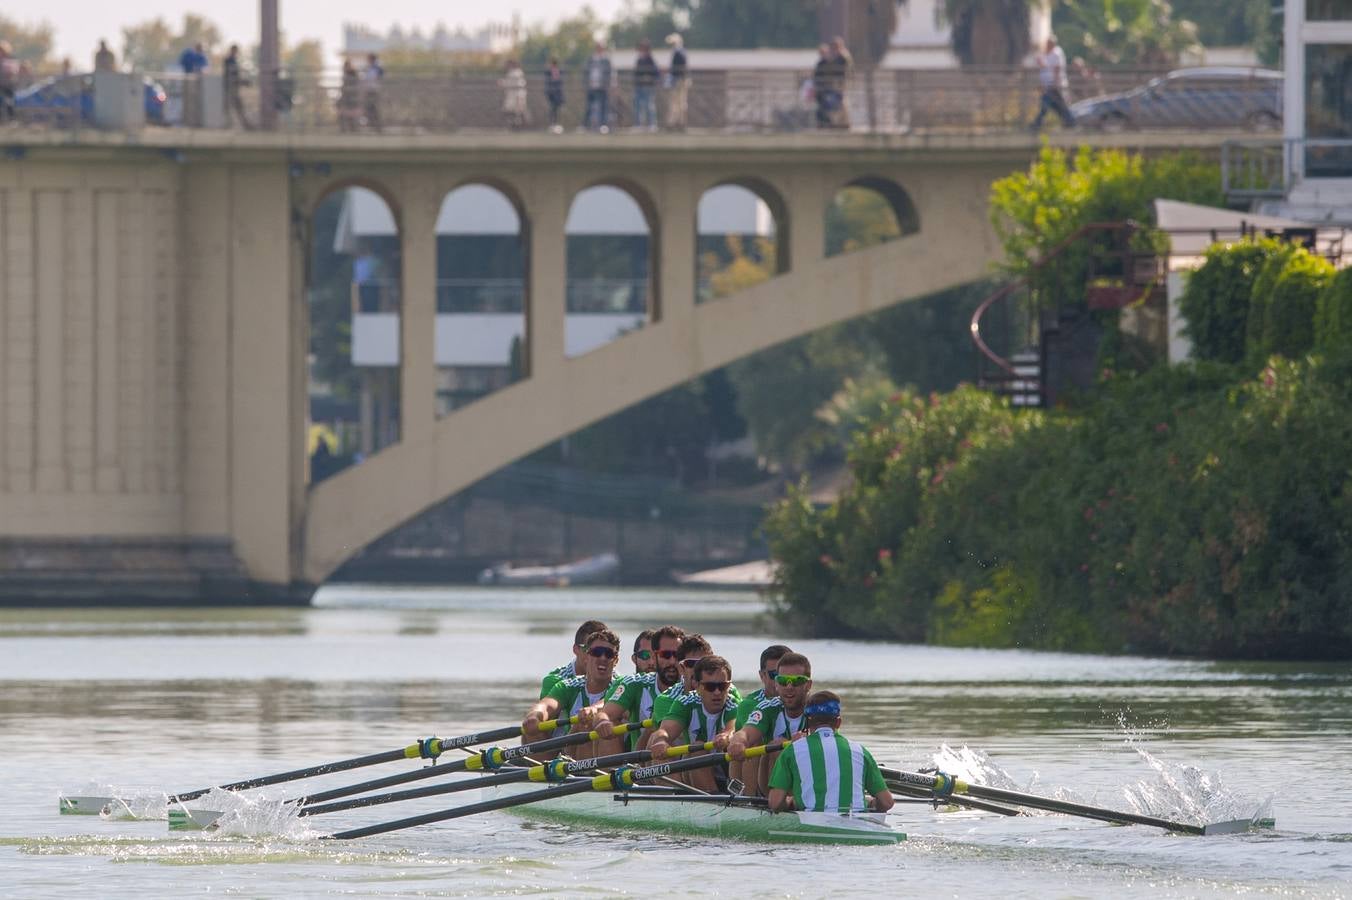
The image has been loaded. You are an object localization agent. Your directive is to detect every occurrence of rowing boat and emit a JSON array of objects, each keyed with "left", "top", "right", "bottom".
[{"left": 485, "top": 780, "right": 906, "bottom": 845}]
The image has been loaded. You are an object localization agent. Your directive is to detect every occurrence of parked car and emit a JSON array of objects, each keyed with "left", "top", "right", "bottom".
[
  {"left": 14, "top": 73, "right": 168, "bottom": 125},
  {"left": 1071, "top": 67, "right": 1282, "bottom": 132}
]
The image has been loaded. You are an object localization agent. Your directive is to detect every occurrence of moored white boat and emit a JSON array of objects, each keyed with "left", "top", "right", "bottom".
[{"left": 485, "top": 780, "right": 906, "bottom": 845}]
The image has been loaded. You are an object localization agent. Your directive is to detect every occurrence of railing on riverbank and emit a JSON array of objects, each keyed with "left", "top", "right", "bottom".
[{"left": 1, "top": 64, "right": 1268, "bottom": 135}]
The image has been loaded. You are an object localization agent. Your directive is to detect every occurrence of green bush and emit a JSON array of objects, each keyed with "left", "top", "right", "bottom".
[
  {"left": 1262, "top": 249, "right": 1333, "bottom": 359},
  {"left": 765, "top": 359, "right": 1352, "bottom": 659},
  {"left": 1179, "top": 238, "right": 1285, "bottom": 364},
  {"left": 1245, "top": 242, "right": 1299, "bottom": 364},
  {"left": 1316, "top": 265, "right": 1352, "bottom": 354}
]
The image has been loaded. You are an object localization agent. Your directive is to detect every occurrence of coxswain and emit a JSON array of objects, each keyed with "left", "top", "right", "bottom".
[{"left": 766, "top": 690, "right": 894, "bottom": 814}]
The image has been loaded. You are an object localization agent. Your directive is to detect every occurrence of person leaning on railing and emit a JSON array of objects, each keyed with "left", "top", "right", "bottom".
[{"left": 665, "top": 34, "right": 688, "bottom": 130}]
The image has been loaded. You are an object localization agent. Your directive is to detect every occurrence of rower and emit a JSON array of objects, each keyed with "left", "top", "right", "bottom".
[
  {"left": 766, "top": 690, "right": 894, "bottom": 814},
  {"left": 593, "top": 624, "right": 684, "bottom": 754},
  {"left": 727, "top": 651, "right": 812, "bottom": 797},
  {"left": 631, "top": 628, "right": 657, "bottom": 675},
  {"left": 522, "top": 627, "right": 620, "bottom": 744},
  {"left": 729, "top": 643, "right": 791, "bottom": 793},
  {"left": 539, "top": 619, "right": 609, "bottom": 698},
  {"left": 645, "top": 655, "right": 739, "bottom": 792}
]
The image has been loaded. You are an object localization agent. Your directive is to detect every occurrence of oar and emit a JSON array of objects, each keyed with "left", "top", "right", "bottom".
[
  {"left": 882, "top": 767, "right": 1252, "bottom": 835},
  {"left": 326, "top": 742, "right": 783, "bottom": 840},
  {"left": 291, "top": 720, "right": 653, "bottom": 807},
  {"left": 885, "top": 779, "right": 1023, "bottom": 817},
  {"left": 299, "top": 740, "right": 717, "bottom": 817},
  {"left": 166, "top": 717, "right": 577, "bottom": 803}
]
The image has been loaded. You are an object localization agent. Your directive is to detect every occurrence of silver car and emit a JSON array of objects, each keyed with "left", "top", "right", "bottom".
[{"left": 1071, "top": 66, "right": 1282, "bottom": 132}]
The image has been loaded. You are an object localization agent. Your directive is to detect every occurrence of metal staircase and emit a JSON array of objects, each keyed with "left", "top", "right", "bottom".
[{"left": 970, "top": 222, "right": 1157, "bottom": 408}]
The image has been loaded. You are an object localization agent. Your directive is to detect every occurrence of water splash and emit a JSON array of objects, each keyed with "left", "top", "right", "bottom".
[
  {"left": 62, "top": 781, "right": 169, "bottom": 820},
  {"left": 930, "top": 744, "right": 1025, "bottom": 791},
  {"left": 1121, "top": 743, "right": 1273, "bottom": 827},
  {"left": 172, "top": 788, "right": 319, "bottom": 840}
]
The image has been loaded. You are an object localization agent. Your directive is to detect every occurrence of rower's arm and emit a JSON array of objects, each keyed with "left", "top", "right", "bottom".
[
  {"left": 644, "top": 717, "right": 685, "bottom": 757},
  {"left": 870, "top": 788, "right": 895, "bottom": 813},
  {"left": 522, "top": 697, "right": 559, "bottom": 733},
  {"left": 592, "top": 700, "right": 626, "bottom": 738},
  {"left": 767, "top": 787, "right": 793, "bottom": 813},
  {"left": 726, "top": 722, "right": 765, "bottom": 760}
]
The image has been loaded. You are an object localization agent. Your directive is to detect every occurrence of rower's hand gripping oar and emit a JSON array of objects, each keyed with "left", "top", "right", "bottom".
[
  {"left": 300, "top": 738, "right": 717, "bottom": 817},
  {"left": 290, "top": 719, "right": 654, "bottom": 807},
  {"left": 166, "top": 717, "right": 579, "bottom": 803},
  {"left": 882, "top": 767, "right": 1259, "bottom": 835},
  {"left": 325, "top": 742, "right": 783, "bottom": 840}
]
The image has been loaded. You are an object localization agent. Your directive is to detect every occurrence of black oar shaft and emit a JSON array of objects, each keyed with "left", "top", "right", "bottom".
[
  {"left": 327, "top": 779, "right": 599, "bottom": 840},
  {"left": 326, "top": 745, "right": 756, "bottom": 840},
  {"left": 886, "top": 781, "right": 1022, "bottom": 817},
  {"left": 294, "top": 723, "right": 638, "bottom": 807},
  {"left": 168, "top": 723, "right": 528, "bottom": 803},
  {"left": 882, "top": 767, "right": 1203, "bottom": 835},
  {"left": 299, "top": 749, "right": 652, "bottom": 817}
]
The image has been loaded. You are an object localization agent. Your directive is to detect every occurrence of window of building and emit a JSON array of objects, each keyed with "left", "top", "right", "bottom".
[{"left": 1306, "top": 44, "right": 1352, "bottom": 177}]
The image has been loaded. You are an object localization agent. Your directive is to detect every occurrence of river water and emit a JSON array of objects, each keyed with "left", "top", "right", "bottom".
[{"left": 1, "top": 585, "right": 1349, "bottom": 898}]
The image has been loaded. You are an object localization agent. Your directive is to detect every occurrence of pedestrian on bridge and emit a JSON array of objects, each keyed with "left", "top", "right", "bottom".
[
  {"left": 665, "top": 33, "right": 688, "bottom": 130},
  {"left": 1031, "top": 35, "right": 1075, "bottom": 131},
  {"left": 633, "top": 39, "right": 659, "bottom": 131},
  {"left": 546, "top": 57, "right": 565, "bottom": 133},
  {"left": 585, "top": 41, "right": 614, "bottom": 133}
]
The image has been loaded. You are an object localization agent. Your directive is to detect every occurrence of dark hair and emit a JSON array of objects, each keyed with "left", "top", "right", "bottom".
[
  {"left": 804, "top": 690, "right": 841, "bottom": 728},
  {"left": 693, "top": 655, "right": 731, "bottom": 682},
  {"left": 652, "top": 624, "right": 685, "bottom": 647},
  {"left": 574, "top": 620, "right": 609, "bottom": 646},
  {"left": 633, "top": 629, "right": 656, "bottom": 654},
  {"left": 759, "top": 644, "right": 793, "bottom": 671},
  {"left": 584, "top": 627, "right": 620, "bottom": 650},
  {"left": 776, "top": 651, "right": 812, "bottom": 676},
  {"left": 677, "top": 633, "right": 712, "bottom": 659}
]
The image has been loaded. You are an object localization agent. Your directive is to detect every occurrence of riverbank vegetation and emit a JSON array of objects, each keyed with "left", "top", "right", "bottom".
[{"left": 765, "top": 147, "right": 1352, "bottom": 659}]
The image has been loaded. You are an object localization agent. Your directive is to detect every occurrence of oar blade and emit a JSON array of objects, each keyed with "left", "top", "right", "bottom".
[
  {"left": 58, "top": 795, "right": 115, "bottom": 816},
  {"left": 167, "top": 807, "right": 224, "bottom": 832},
  {"left": 1202, "top": 817, "right": 1268, "bottom": 836}
]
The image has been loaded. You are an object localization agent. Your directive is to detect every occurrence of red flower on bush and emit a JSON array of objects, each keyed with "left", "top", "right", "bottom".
[
  {"left": 819, "top": 554, "right": 835, "bottom": 568},
  {"left": 877, "top": 548, "right": 892, "bottom": 562},
  {"left": 1155, "top": 422, "right": 1169, "bottom": 433}
]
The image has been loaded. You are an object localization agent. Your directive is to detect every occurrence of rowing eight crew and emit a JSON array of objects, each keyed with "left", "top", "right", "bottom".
[{"left": 520, "top": 620, "right": 894, "bottom": 815}]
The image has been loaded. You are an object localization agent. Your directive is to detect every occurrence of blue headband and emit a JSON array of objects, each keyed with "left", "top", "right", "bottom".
[{"left": 805, "top": 699, "right": 840, "bottom": 718}]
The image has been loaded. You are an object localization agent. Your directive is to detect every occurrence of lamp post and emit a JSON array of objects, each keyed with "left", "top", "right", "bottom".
[{"left": 260, "top": 0, "right": 279, "bottom": 130}]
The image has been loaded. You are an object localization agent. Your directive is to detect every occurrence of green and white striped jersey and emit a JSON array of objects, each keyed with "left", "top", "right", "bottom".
[
  {"left": 766, "top": 728, "right": 888, "bottom": 813},
  {"left": 743, "top": 696, "right": 804, "bottom": 743},
  {"left": 539, "top": 659, "right": 577, "bottom": 699},
  {"left": 545, "top": 674, "right": 617, "bottom": 732}
]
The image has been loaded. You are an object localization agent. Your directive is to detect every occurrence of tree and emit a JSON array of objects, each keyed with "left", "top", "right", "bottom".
[
  {"left": 936, "top": 0, "right": 1040, "bottom": 66},
  {"left": 121, "top": 14, "right": 223, "bottom": 71},
  {"left": 0, "top": 15, "right": 55, "bottom": 65},
  {"left": 518, "top": 8, "right": 609, "bottom": 67},
  {"left": 1170, "top": 0, "right": 1280, "bottom": 65},
  {"left": 1053, "top": 0, "right": 1201, "bottom": 68},
  {"left": 846, "top": 0, "right": 900, "bottom": 129},
  {"left": 610, "top": 0, "right": 818, "bottom": 49}
]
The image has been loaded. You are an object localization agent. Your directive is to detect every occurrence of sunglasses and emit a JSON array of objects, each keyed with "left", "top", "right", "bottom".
[
  {"left": 698, "top": 681, "right": 729, "bottom": 692},
  {"left": 656, "top": 649, "right": 680, "bottom": 660},
  {"left": 775, "top": 674, "right": 810, "bottom": 686},
  {"left": 587, "top": 646, "right": 618, "bottom": 659},
  {"left": 634, "top": 649, "right": 653, "bottom": 660},
  {"left": 679, "top": 657, "right": 703, "bottom": 668},
  {"left": 762, "top": 668, "right": 779, "bottom": 680}
]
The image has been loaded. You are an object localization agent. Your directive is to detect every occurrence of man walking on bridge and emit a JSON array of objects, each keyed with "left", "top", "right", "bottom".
[{"left": 1031, "top": 35, "right": 1075, "bottom": 131}]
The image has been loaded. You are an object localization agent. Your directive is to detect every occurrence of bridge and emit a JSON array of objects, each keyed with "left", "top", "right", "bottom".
[{"left": 0, "top": 127, "right": 1236, "bottom": 602}]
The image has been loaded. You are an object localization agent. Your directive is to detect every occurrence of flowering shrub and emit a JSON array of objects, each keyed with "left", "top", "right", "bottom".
[{"left": 765, "top": 359, "right": 1352, "bottom": 658}]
